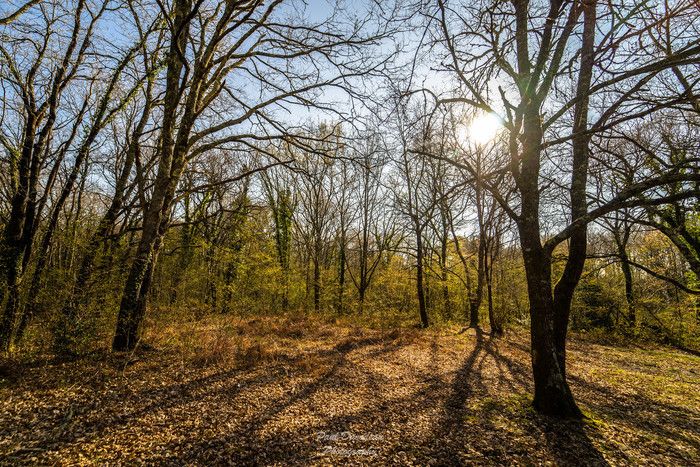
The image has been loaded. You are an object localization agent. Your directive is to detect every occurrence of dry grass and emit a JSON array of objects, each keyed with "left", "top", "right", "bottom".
[{"left": 1, "top": 315, "right": 698, "bottom": 466}]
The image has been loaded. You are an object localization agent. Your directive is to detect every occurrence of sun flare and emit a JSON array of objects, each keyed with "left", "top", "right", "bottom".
[{"left": 467, "top": 113, "right": 503, "bottom": 146}]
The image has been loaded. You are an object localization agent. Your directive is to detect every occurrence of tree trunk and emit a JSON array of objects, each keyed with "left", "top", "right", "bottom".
[
  {"left": 313, "top": 241, "right": 321, "bottom": 313},
  {"left": 113, "top": 240, "right": 156, "bottom": 351},
  {"left": 450, "top": 222, "right": 474, "bottom": 324},
  {"left": 113, "top": 0, "right": 191, "bottom": 351},
  {"left": 113, "top": 229, "right": 162, "bottom": 351},
  {"left": 416, "top": 226, "right": 429, "bottom": 328},
  {"left": 440, "top": 225, "right": 451, "bottom": 319},
  {"left": 516, "top": 79, "right": 582, "bottom": 417},
  {"left": 551, "top": 0, "right": 596, "bottom": 377},
  {"left": 485, "top": 247, "right": 502, "bottom": 336},
  {"left": 522, "top": 238, "right": 582, "bottom": 418},
  {"left": 614, "top": 228, "right": 635, "bottom": 326},
  {"left": 112, "top": 133, "right": 180, "bottom": 352},
  {"left": 620, "top": 251, "right": 635, "bottom": 325},
  {"left": 0, "top": 118, "right": 37, "bottom": 352},
  {"left": 470, "top": 170, "right": 485, "bottom": 328},
  {"left": 469, "top": 237, "right": 484, "bottom": 328},
  {"left": 206, "top": 242, "right": 217, "bottom": 312},
  {"left": 337, "top": 231, "right": 346, "bottom": 313},
  {"left": 0, "top": 250, "right": 23, "bottom": 352}
]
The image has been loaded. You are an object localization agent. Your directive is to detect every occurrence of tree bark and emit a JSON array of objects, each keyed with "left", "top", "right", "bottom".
[
  {"left": 416, "top": 224, "right": 429, "bottom": 328},
  {"left": 113, "top": 0, "right": 191, "bottom": 351},
  {"left": 516, "top": 68, "right": 582, "bottom": 417},
  {"left": 551, "top": 0, "right": 596, "bottom": 377},
  {"left": 0, "top": 117, "right": 37, "bottom": 352},
  {"left": 521, "top": 230, "right": 582, "bottom": 418},
  {"left": 469, "top": 236, "right": 485, "bottom": 328}
]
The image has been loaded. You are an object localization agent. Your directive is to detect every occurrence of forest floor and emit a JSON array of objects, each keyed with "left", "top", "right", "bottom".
[{"left": 1, "top": 315, "right": 699, "bottom": 466}]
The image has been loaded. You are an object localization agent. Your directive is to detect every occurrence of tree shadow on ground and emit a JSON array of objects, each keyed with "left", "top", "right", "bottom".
[
  {"left": 138, "top": 336, "right": 396, "bottom": 464},
  {"left": 507, "top": 338, "right": 700, "bottom": 463},
  {"left": 567, "top": 372, "right": 700, "bottom": 455},
  {"left": 417, "top": 329, "right": 610, "bottom": 466},
  {"left": 3, "top": 328, "right": 697, "bottom": 465}
]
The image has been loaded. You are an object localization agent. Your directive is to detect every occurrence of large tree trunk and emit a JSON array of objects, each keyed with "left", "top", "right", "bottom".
[
  {"left": 112, "top": 235, "right": 157, "bottom": 350},
  {"left": 0, "top": 250, "right": 23, "bottom": 352},
  {"left": 112, "top": 118, "right": 184, "bottom": 352},
  {"left": 0, "top": 118, "right": 37, "bottom": 352},
  {"left": 551, "top": 0, "right": 596, "bottom": 376},
  {"left": 113, "top": 238, "right": 159, "bottom": 351},
  {"left": 112, "top": 217, "right": 164, "bottom": 351},
  {"left": 517, "top": 71, "right": 582, "bottom": 417},
  {"left": 521, "top": 234, "right": 582, "bottom": 418},
  {"left": 113, "top": 0, "right": 191, "bottom": 351}
]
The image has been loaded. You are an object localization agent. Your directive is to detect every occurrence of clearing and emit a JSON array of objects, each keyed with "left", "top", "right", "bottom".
[{"left": 1, "top": 316, "right": 698, "bottom": 465}]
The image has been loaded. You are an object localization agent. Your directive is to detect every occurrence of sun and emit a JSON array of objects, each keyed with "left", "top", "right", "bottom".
[{"left": 467, "top": 113, "right": 503, "bottom": 146}]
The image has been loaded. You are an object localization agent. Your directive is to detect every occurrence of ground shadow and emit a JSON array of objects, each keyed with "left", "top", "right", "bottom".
[{"left": 3, "top": 327, "right": 697, "bottom": 465}]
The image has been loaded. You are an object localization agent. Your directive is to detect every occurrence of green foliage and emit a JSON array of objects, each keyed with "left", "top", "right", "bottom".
[{"left": 571, "top": 281, "right": 621, "bottom": 331}]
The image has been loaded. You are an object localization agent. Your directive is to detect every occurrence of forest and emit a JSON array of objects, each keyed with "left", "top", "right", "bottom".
[{"left": 0, "top": 0, "right": 699, "bottom": 464}]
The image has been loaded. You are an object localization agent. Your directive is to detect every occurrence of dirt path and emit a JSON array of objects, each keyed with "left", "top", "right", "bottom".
[{"left": 1, "top": 317, "right": 699, "bottom": 465}]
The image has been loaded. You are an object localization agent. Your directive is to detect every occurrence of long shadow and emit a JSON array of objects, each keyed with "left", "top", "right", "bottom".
[
  {"left": 540, "top": 417, "right": 611, "bottom": 466},
  {"left": 516, "top": 335, "right": 700, "bottom": 459},
  {"left": 150, "top": 334, "right": 699, "bottom": 464},
  {"left": 11, "top": 330, "right": 694, "bottom": 465},
  {"left": 420, "top": 330, "right": 611, "bottom": 466},
  {"left": 0, "top": 364, "right": 273, "bottom": 458},
  {"left": 1, "top": 337, "right": 386, "bottom": 461},
  {"left": 139, "top": 362, "right": 450, "bottom": 464},
  {"left": 567, "top": 372, "right": 700, "bottom": 456},
  {"left": 500, "top": 338, "right": 698, "bottom": 462},
  {"left": 139, "top": 333, "right": 460, "bottom": 465},
  {"left": 495, "top": 341, "right": 610, "bottom": 465},
  {"left": 416, "top": 329, "right": 488, "bottom": 464},
  {"left": 135, "top": 336, "right": 391, "bottom": 465},
  {"left": 481, "top": 339, "right": 531, "bottom": 390}
]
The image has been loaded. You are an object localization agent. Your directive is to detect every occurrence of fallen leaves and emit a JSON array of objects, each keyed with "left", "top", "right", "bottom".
[{"left": 0, "top": 317, "right": 698, "bottom": 465}]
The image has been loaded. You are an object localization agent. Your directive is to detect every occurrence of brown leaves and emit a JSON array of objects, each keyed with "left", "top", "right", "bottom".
[{"left": 1, "top": 317, "right": 698, "bottom": 465}]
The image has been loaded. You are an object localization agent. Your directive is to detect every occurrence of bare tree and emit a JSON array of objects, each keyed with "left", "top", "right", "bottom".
[
  {"left": 347, "top": 130, "right": 395, "bottom": 311},
  {"left": 429, "top": 0, "right": 700, "bottom": 416},
  {"left": 389, "top": 95, "right": 443, "bottom": 328},
  {"left": 0, "top": 0, "right": 114, "bottom": 351},
  {"left": 112, "top": 0, "right": 392, "bottom": 350}
]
